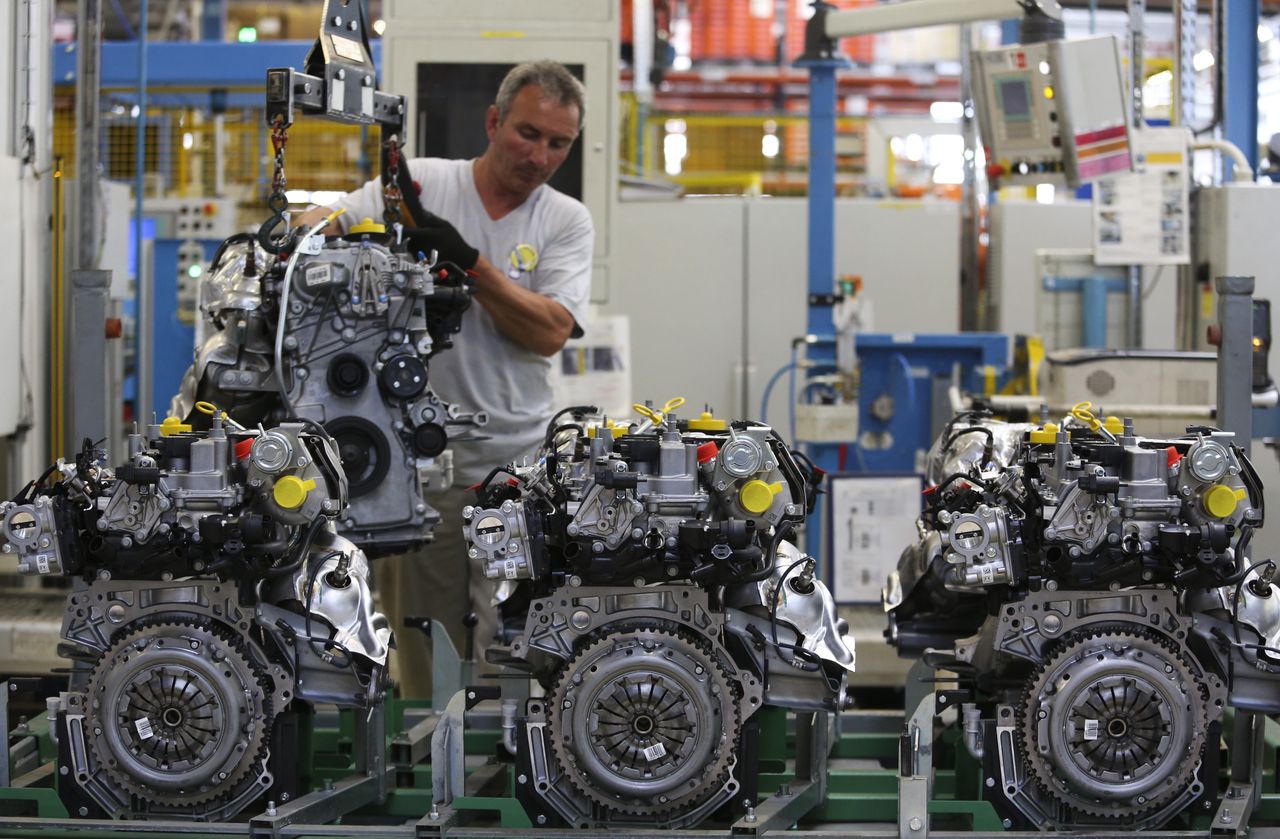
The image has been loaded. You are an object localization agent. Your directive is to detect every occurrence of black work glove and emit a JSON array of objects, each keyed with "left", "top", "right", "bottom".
[{"left": 403, "top": 210, "right": 479, "bottom": 270}]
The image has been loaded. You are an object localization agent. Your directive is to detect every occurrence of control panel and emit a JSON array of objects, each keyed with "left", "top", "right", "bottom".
[
  {"left": 974, "top": 36, "right": 1131, "bottom": 188},
  {"left": 145, "top": 196, "right": 238, "bottom": 240},
  {"left": 144, "top": 197, "right": 238, "bottom": 326}
]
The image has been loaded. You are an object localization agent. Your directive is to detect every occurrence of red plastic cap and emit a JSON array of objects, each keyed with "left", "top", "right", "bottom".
[
  {"left": 696, "top": 441, "right": 719, "bottom": 464},
  {"left": 234, "top": 438, "right": 254, "bottom": 460},
  {"left": 1167, "top": 446, "right": 1183, "bottom": 469}
]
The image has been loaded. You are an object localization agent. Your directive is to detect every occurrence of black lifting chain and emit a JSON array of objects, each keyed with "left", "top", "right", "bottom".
[{"left": 257, "top": 115, "right": 292, "bottom": 255}]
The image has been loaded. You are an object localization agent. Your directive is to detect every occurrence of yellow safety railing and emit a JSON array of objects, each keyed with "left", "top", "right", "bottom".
[
  {"left": 57, "top": 92, "right": 874, "bottom": 213},
  {"left": 622, "top": 107, "right": 868, "bottom": 196},
  {"left": 52, "top": 92, "right": 382, "bottom": 225}
]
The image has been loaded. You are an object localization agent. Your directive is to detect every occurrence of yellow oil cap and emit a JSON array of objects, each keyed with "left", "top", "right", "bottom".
[
  {"left": 1203, "top": 485, "right": 1247, "bottom": 519},
  {"left": 687, "top": 411, "right": 727, "bottom": 432},
  {"left": 1029, "top": 422, "right": 1059, "bottom": 445},
  {"left": 159, "top": 416, "right": 192, "bottom": 437},
  {"left": 349, "top": 217, "right": 386, "bottom": 235},
  {"left": 273, "top": 476, "right": 316, "bottom": 510},
  {"left": 1103, "top": 416, "right": 1124, "bottom": 435},
  {"left": 740, "top": 480, "right": 783, "bottom": 515}
]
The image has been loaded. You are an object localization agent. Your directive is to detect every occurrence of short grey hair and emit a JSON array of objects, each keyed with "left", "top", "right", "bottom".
[{"left": 495, "top": 60, "right": 586, "bottom": 130}]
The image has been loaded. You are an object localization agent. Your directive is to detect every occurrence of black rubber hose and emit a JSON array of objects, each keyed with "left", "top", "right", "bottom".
[{"left": 742, "top": 523, "right": 796, "bottom": 583}]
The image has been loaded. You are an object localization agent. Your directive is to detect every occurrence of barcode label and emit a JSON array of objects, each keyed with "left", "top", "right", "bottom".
[
  {"left": 36, "top": 556, "right": 50, "bottom": 574},
  {"left": 135, "top": 717, "right": 155, "bottom": 740},
  {"left": 304, "top": 263, "right": 331, "bottom": 287},
  {"left": 1083, "top": 719, "right": 1099, "bottom": 741},
  {"left": 642, "top": 743, "right": 667, "bottom": 761},
  {"left": 504, "top": 559, "right": 520, "bottom": 579}
]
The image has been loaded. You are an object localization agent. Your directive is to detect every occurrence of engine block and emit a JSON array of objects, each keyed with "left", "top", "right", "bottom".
[
  {"left": 885, "top": 408, "right": 1277, "bottom": 830},
  {"left": 174, "top": 226, "right": 486, "bottom": 557},
  {"left": 462, "top": 402, "right": 856, "bottom": 829},
  {"left": 0, "top": 415, "right": 391, "bottom": 821}
]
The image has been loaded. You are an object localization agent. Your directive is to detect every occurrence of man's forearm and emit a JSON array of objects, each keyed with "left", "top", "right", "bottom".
[{"left": 470, "top": 257, "right": 574, "bottom": 357}]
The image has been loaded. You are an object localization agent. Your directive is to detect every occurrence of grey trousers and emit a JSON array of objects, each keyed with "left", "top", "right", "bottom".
[{"left": 381, "top": 484, "right": 499, "bottom": 699}]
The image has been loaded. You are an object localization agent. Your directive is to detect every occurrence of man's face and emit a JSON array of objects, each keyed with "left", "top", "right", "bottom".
[{"left": 485, "top": 83, "right": 581, "bottom": 196}]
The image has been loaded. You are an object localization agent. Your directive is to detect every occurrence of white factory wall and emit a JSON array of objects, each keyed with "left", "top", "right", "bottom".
[
  {"left": 608, "top": 197, "right": 961, "bottom": 422},
  {"left": 608, "top": 199, "right": 749, "bottom": 416},
  {"left": 0, "top": 0, "right": 53, "bottom": 488}
]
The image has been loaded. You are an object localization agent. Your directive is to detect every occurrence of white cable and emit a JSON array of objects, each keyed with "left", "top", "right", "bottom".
[
  {"left": 1191, "top": 139, "right": 1256, "bottom": 181},
  {"left": 274, "top": 217, "right": 337, "bottom": 415}
]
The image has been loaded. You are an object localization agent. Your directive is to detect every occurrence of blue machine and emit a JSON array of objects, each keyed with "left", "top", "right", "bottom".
[
  {"left": 151, "top": 238, "right": 220, "bottom": 416},
  {"left": 124, "top": 226, "right": 219, "bottom": 419},
  {"left": 849, "top": 332, "right": 1009, "bottom": 472},
  {"left": 789, "top": 332, "right": 1009, "bottom": 573}
]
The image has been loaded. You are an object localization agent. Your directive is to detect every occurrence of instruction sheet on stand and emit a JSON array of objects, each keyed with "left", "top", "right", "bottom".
[
  {"left": 1092, "top": 126, "right": 1191, "bottom": 265},
  {"left": 830, "top": 474, "right": 922, "bottom": 603}
]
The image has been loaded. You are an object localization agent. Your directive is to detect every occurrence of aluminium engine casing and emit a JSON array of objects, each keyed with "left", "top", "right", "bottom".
[
  {"left": 0, "top": 416, "right": 390, "bottom": 821},
  {"left": 885, "top": 412, "right": 1276, "bottom": 830},
  {"left": 173, "top": 231, "right": 486, "bottom": 557},
  {"left": 462, "top": 406, "right": 855, "bottom": 829}
]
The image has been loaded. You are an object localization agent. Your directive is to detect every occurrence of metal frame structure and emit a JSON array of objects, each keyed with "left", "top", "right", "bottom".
[
  {"left": 54, "top": 41, "right": 384, "bottom": 93},
  {"left": 798, "top": 0, "right": 1065, "bottom": 358},
  {"left": 791, "top": 1, "right": 1061, "bottom": 570},
  {"left": 1, "top": 549, "right": 1279, "bottom": 832},
  {"left": 3, "top": 572, "right": 1276, "bottom": 838},
  {"left": 0, "top": 682, "right": 1275, "bottom": 837},
  {"left": 247, "top": 704, "right": 391, "bottom": 839}
]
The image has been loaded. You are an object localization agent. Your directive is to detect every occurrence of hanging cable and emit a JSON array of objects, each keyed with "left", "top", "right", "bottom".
[{"left": 274, "top": 210, "right": 346, "bottom": 414}]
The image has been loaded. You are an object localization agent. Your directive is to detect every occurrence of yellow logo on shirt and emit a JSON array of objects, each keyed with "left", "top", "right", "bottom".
[{"left": 507, "top": 243, "right": 539, "bottom": 278}]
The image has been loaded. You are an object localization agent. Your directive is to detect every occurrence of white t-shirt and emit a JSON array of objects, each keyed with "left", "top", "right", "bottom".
[{"left": 329, "top": 157, "right": 594, "bottom": 485}]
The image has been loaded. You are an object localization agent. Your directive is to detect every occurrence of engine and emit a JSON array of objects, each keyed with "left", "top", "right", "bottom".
[
  {"left": 0, "top": 414, "right": 391, "bottom": 821},
  {"left": 173, "top": 221, "right": 487, "bottom": 557},
  {"left": 462, "top": 401, "right": 856, "bottom": 829},
  {"left": 884, "top": 406, "right": 1277, "bottom": 830}
]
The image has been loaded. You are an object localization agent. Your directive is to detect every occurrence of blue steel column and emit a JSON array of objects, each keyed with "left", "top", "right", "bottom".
[
  {"left": 1223, "top": 0, "right": 1259, "bottom": 179},
  {"left": 1081, "top": 278, "right": 1109, "bottom": 348},
  {"left": 796, "top": 54, "right": 847, "bottom": 574},
  {"left": 796, "top": 0, "right": 849, "bottom": 573},
  {"left": 802, "top": 62, "right": 840, "bottom": 340}
]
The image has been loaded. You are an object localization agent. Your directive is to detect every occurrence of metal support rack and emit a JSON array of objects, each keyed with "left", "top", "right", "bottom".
[{"left": 0, "top": 669, "right": 1276, "bottom": 838}]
